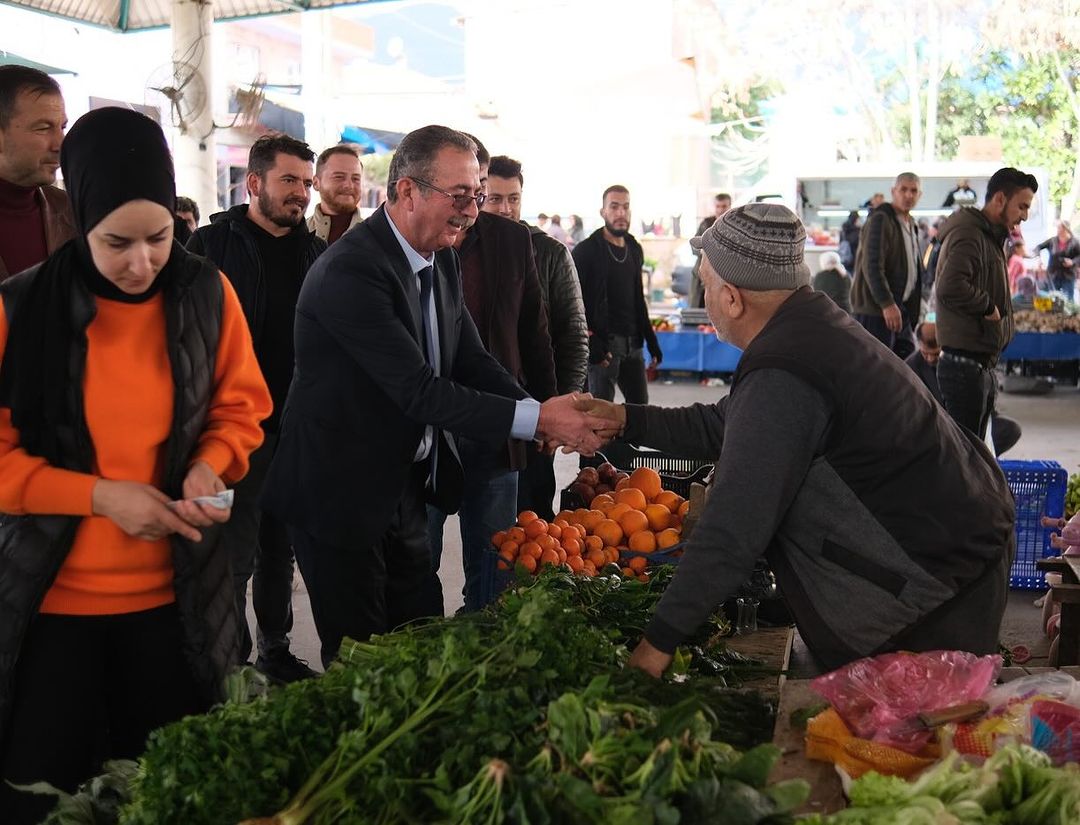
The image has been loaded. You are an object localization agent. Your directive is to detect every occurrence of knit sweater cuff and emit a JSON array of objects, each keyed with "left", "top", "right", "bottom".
[
  {"left": 643, "top": 615, "right": 686, "bottom": 655},
  {"left": 623, "top": 404, "right": 649, "bottom": 443},
  {"left": 24, "top": 467, "right": 98, "bottom": 516},
  {"left": 191, "top": 439, "right": 242, "bottom": 484}
]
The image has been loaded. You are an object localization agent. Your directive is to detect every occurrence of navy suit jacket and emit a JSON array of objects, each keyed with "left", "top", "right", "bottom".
[{"left": 261, "top": 205, "right": 527, "bottom": 547}]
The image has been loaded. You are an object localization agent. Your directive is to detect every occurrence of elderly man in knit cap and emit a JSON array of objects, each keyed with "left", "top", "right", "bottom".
[{"left": 578, "top": 203, "right": 1017, "bottom": 675}]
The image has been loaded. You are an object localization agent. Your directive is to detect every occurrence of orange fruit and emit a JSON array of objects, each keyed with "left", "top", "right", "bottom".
[
  {"left": 618, "top": 509, "right": 649, "bottom": 537},
  {"left": 497, "top": 557, "right": 512, "bottom": 571},
  {"left": 524, "top": 519, "right": 549, "bottom": 540},
  {"left": 606, "top": 503, "right": 632, "bottom": 523},
  {"left": 547, "top": 522, "right": 563, "bottom": 541},
  {"left": 629, "top": 467, "right": 662, "bottom": 502},
  {"left": 519, "top": 541, "right": 541, "bottom": 560},
  {"left": 593, "top": 519, "right": 624, "bottom": 548},
  {"left": 586, "top": 549, "right": 606, "bottom": 569},
  {"left": 581, "top": 509, "right": 606, "bottom": 532},
  {"left": 656, "top": 528, "right": 681, "bottom": 550},
  {"left": 581, "top": 561, "right": 597, "bottom": 577},
  {"left": 584, "top": 535, "right": 604, "bottom": 553},
  {"left": 555, "top": 511, "right": 575, "bottom": 525},
  {"left": 654, "top": 490, "right": 683, "bottom": 512},
  {"left": 539, "top": 547, "right": 560, "bottom": 567},
  {"left": 643, "top": 503, "right": 671, "bottom": 531},
  {"left": 566, "top": 554, "right": 585, "bottom": 573},
  {"left": 491, "top": 530, "right": 507, "bottom": 549},
  {"left": 591, "top": 493, "right": 615, "bottom": 510},
  {"left": 517, "top": 510, "right": 539, "bottom": 527},
  {"left": 499, "top": 540, "right": 520, "bottom": 558},
  {"left": 536, "top": 534, "right": 556, "bottom": 552},
  {"left": 518, "top": 554, "right": 538, "bottom": 574},
  {"left": 615, "top": 488, "right": 647, "bottom": 511},
  {"left": 637, "top": 573, "right": 650, "bottom": 583},
  {"left": 628, "top": 555, "right": 648, "bottom": 573},
  {"left": 557, "top": 546, "right": 568, "bottom": 563},
  {"left": 615, "top": 477, "right": 632, "bottom": 491},
  {"left": 507, "top": 526, "right": 526, "bottom": 544},
  {"left": 574, "top": 508, "right": 590, "bottom": 524},
  {"left": 604, "top": 546, "right": 620, "bottom": 565},
  {"left": 562, "top": 536, "right": 583, "bottom": 556},
  {"left": 628, "top": 530, "right": 657, "bottom": 553},
  {"left": 621, "top": 567, "right": 635, "bottom": 578},
  {"left": 678, "top": 500, "right": 690, "bottom": 517},
  {"left": 572, "top": 523, "right": 588, "bottom": 540}
]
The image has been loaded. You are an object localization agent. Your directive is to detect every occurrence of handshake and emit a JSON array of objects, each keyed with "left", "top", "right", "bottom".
[{"left": 535, "top": 392, "right": 626, "bottom": 456}]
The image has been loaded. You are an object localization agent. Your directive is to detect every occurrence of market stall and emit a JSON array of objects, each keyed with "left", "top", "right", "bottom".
[{"left": 654, "top": 329, "right": 742, "bottom": 374}]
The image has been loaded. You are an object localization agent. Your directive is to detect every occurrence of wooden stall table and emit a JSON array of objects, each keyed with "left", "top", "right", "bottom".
[
  {"left": 1036, "top": 556, "right": 1080, "bottom": 665},
  {"left": 769, "top": 665, "right": 1080, "bottom": 816},
  {"left": 723, "top": 626, "right": 794, "bottom": 699}
]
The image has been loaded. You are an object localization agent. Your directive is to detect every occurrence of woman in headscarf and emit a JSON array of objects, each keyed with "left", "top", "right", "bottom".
[{"left": 0, "top": 107, "right": 270, "bottom": 823}]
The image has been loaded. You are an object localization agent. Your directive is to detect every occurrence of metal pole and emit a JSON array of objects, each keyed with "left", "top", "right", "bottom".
[{"left": 171, "top": 0, "right": 218, "bottom": 219}]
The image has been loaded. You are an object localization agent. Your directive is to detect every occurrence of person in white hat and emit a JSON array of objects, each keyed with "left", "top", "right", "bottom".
[{"left": 577, "top": 203, "right": 1016, "bottom": 675}]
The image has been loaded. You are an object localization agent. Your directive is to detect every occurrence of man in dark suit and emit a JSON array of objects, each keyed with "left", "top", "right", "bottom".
[
  {"left": 261, "top": 125, "right": 616, "bottom": 666},
  {"left": 427, "top": 136, "right": 557, "bottom": 613}
]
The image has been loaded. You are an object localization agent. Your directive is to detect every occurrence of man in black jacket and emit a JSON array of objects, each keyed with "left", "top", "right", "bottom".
[
  {"left": 188, "top": 134, "right": 326, "bottom": 683},
  {"left": 850, "top": 172, "right": 923, "bottom": 359},
  {"left": 934, "top": 167, "right": 1037, "bottom": 439},
  {"left": 425, "top": 137, "right": 557, "bottom": 613},
  {"left": 260, "top": 125, "right": 619, "bottom": 667},
  {"left": 574, "top": 185, "right": 662, "bottom": 403},
  {"left": 483, "top": 154, "right": 588, "bottom": 519}
]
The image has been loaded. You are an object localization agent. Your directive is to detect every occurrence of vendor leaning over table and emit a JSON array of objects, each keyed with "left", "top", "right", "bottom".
[{"left": 577, "top": 203, "right": 1017, "bottom": 677}]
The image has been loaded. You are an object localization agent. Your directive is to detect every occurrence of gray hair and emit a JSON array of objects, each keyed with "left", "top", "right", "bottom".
[
  {"left": 387, "top": 125, "right": 476, "bottom": 204},
  {"left": 895, "top": 171, "right": 921, "bottom": 185}
]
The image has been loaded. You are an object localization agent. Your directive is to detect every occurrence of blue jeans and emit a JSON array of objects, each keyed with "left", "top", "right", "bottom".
[{"left": 427, "top": 437, "right": 519, "bottom": 613}]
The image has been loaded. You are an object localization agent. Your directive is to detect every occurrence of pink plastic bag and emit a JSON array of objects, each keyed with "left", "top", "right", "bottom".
[{"left": 811, "top": 650, "right": 1002, "bottom": 753}]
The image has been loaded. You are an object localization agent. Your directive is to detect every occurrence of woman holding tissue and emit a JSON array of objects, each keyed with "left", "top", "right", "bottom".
[{"left": 0, "top": 107, "right": 270, "bottom": 823}]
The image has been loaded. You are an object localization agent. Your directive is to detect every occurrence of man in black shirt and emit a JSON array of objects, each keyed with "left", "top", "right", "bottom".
[
  {"left": 573, "top": 185, "right": 661, "bottom": 403},
  {"left": 188, "top": 135, "right": 326, "bottom": 683}
]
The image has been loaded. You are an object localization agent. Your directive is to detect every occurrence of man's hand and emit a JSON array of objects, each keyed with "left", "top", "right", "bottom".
[
  {"left": 882, "top": 304, "right": 902, "bottom": 332},
  {"left": 572, "top": 396, "right": 625, "bottom": 442},
  {"left": 92, "top": 479, "right": 203, "bottom": 543},
  {"left": 628, "top": 638, "right": 672, "bottom": 678},
  {"left": 985, "top": 304, "right": 1001, "bottom": 321},
  {"left": 1064, "top": 257, "right": 1074, "bottom": 268},
  {"left": 174, "top": 460, "right": 231, "bottom": 528},
  {"left": 536, "top": 392, "right": 623, "bottom": 455}
]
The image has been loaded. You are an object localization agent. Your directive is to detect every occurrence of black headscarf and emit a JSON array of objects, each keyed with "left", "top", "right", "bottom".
[{"left": 0, "top": 107, "right": 182, "bottom": 465}]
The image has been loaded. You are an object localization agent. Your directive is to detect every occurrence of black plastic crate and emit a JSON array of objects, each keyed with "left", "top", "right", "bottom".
[{"left": 562, "top": 445, "right": 713, "bottom": 511}]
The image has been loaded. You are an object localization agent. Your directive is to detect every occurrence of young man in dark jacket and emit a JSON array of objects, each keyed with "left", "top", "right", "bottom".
[
  {"left": 934, "top": 167, "right": 1037, "bottom": 439},
  {"left": 574, "top": 185, "right": 662, "bottom": 403},
  {"left": 484, "top": 154, "right": 588, "bottom": 519},
  {"left": 187, "top": 135, "right": 327, "bottom": 682},
  {"left": 850, "top": 172, "right": 923, "bottom": 358}
]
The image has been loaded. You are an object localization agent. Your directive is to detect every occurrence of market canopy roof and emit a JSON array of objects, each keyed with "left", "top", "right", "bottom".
[
  {"left": 1, "top": 0, "right": 398, "bottom": 32},
  {"left": 0, "top": 48, "right": 76, "bottom": 73}
]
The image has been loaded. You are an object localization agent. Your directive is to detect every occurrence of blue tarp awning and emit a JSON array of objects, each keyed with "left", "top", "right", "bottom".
[
  {"left": 0, "top": 50, "right": 76, "bottom": 75},
  {"left": 340, "top": 125, "right": 404, "bottom": 154}
]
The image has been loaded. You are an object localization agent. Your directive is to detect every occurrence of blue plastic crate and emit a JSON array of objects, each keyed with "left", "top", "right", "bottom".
[{"left": 1000, "top": 460, "right": 1068, "bottom": 590}]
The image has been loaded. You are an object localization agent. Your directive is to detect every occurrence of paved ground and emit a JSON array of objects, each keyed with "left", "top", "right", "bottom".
[{"left": 254, "top": 375, "right": 1080, "bottom": 675}]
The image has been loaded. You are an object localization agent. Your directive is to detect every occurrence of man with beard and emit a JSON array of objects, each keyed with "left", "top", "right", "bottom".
[
  {"left": 188, "top": 134, "right": 326, "bottom": 683},
  {"left": 689, "top": 193, "right": 731, "bottom": 307},
  {"left": 0, "top": 65, "right": 76, "bottom": 281},
  {"left": 308, "top": 144, "right": 363, "bottom": 244},
  {"left": 573, "top": 185, "right": 662, "bottom": 403},
  {"left": 575, "top": 204, "right": 1016, "bottom": 675}
]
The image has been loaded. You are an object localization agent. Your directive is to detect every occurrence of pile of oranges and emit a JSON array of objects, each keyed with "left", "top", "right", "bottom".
[{"left": 490, "top": 467, "right": 688, "bottom": 582}]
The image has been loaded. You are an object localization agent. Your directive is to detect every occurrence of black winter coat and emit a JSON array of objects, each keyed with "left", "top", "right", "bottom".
[{"left": 0, "top": 252, "right": 239, "bottom": 748}]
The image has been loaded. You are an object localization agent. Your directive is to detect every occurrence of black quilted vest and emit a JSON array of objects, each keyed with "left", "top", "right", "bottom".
[{"left": 0, "top": 252, "right": 239, "bottom": 749}]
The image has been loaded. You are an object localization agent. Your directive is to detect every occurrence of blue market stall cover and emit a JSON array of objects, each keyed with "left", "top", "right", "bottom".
[
  {"left": 0, "top": 50, "right": 75, "bottom": 74},
  {"left": 340, "top": 125, "right": 405, "bottom": 154}
]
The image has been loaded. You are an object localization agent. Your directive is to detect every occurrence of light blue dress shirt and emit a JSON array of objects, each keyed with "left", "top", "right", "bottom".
[{"left": 384, "top": 212, "right": 541, "bottom": 463}]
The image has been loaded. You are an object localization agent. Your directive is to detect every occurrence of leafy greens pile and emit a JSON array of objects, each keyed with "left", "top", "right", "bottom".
[
  {"left": 107, "top": 568, "right": 803, "bottom": 825},
  {"left": 803, "top": 744, "right": 1080, "bottom": 825}
]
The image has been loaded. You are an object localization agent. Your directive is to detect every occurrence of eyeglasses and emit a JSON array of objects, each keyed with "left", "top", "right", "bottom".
[{"left": 408, "top": 176, "right": 486, "bottom": 210}]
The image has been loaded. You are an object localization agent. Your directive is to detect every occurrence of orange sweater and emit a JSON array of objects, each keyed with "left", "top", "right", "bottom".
[{"left": 0, "top": 273, "right": 271, "bottom": 615}]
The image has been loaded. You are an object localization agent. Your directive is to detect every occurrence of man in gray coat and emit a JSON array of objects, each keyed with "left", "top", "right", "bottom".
[
  {"left": 484, "top": 154, "right": 588, "bottom": 519},
  {"left": 579, "top": 204, "right": 1015, "bottom": 676}
]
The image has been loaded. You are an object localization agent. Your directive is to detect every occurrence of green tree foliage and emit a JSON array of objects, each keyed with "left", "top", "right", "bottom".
[{"left": 935, "top": 50, "right": 1077, "bottom": 208}]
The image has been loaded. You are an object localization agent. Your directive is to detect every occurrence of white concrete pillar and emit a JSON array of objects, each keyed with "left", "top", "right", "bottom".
[
  {"left": 171, "top": 0, "right": 218, "bottom": 217},
  {"left": 301, "top": 11, "right": 334, "bottom": 156}
]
